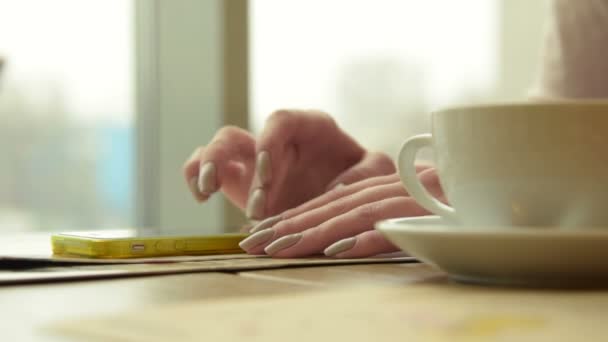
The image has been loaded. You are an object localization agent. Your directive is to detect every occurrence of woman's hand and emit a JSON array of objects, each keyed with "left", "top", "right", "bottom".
[
  {"left": 182, "top": 110, "right": 396, "bottom": 219},
  {"left": 238, "top": 168, "right": 444, "bottom": 258}
]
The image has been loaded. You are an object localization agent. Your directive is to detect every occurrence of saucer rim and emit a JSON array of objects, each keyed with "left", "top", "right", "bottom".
[
  {"left": 375, "top": 216, "right": 608, "bottom": 238},
  {"left": 375, "top": 216, "right": 608, "bottom": 287}
]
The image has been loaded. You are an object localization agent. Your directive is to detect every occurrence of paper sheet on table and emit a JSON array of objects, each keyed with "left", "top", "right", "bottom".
[
  {"left": 4, "top": 232, "right": 408, "bottom": 267},
  {"left": 1, "top": 232, "right": 416, "bottom": 284},
  {"left": 0, "top": 255, "right": 416, "bottom": 285},
  {"left": 50, "top": 283, "right": 608, "bottom": 342}
]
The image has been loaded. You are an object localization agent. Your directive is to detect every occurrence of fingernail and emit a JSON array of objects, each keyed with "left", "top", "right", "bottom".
[
  {"left": 246, "top": 189, "right": 265, "bottom": 219},
  {"left": 198, "top": 163, "right": 217, "bottom": 195},
  {"left": 264, "top": 233, "right": 302, "bottom": 255},
  {"left": 239, "top": 228, "right": 275, "bottom": 250},
  {"left": 324, "top": 237, "right": 357, "bottom": 257},
  {"left": 256, "top": 151, "right": 272, "bottom": 185},
  {"left": 189, "top": 177, "right": 208, "bottom": 202},
  {"left": 249, "top": 215, "right": 282, "bottom": 233},
  {"left": 333, "top": 183, "right": 345, "bottom": 190}
]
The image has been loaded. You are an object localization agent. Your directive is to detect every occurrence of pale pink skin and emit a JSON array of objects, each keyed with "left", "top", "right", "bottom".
[
  {"left": 183, "top": 110, "right": 395, "bottom": 216},
  {"left": 185, "top": 0, "right": 608, "bottom": 258}
]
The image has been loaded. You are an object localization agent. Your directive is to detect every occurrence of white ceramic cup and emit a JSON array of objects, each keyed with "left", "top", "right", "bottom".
[{"left": 398, "top": 101, "right": 608, "bottom": 227}]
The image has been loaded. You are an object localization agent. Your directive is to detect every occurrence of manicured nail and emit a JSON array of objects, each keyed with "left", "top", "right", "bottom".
[
  {"left": 239, "top": 228, "right": 275, "bottom": 250},
  {"left": 198, "top": 163, "right": 217, "bottom": 195},
  {"left": 246, "top": 189, "right": 265, "bottom": 219},
  {"left": 256, "top": 151, "right": 272, "bottom": 185},
  {"left": 249, "top": 215, "right": 282, "bottom": 233},
  {"left": 189, "top": 177, "right": 208, "bottom": 202},
  {"left": 324, "top": 237, "right": 357, "bottom": 257},
  {"left": 264, "top": 233, "right": 302, "bottom": 255}
]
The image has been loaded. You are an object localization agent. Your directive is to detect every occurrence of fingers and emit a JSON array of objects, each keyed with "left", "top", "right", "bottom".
[
  {"left": 248, "top": 166, "right": 440, "bottom": 234},
  {"left": 248, "top": 174, "right": 401, "bottom": 234},
  {"left": 417, "top": 167, "right": 444, "bottom": 200},
  {"left": 251, "top": 166, "right": 437, "bottom": 231},
  {"left": 239, "top": 192, "right": 428, "bottom": 257},
  {"left": 265, "top": 181, "right": 408, "bottom": 239},
  {"left": 245, "top": 110, "right": 321, "bottom": 219},
  {"left": 278, "top": 174, "right": 401, "bottom": 222},
  {"left": 183, "top": 147, "right": 211, "bottom": 202},
  {"left": 239, "top": 167, "right": 445, "bottom": 258},
  {"left": 324, "top": 230, "right": 401, "bottom": 258},
  {"left": 325, "top": 151, "right": 396, "bottom": 190},
  {"left": 242, "top": 111, "right": 295, "bottom": 219},
  {"left": 325, "top": 155, "right": 434, "bottom": 191},
  {"left": 182, "top": 126, "right": 256, "bottom": 209},
  {"left": 245, "top": 109, "right": 364, "bottom": 219},
  {"left": 266, "top": 196, "right": 428, "bottom": 257},
  {"left": 256, "top": 110, "right": 360, "bottom": 161},
  {"left": 241, "top": 181, "right": 408, "bottom": 253}
]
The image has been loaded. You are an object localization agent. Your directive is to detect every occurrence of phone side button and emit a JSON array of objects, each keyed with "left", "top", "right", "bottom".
[
  {"left": 155, "top": 240, "right": 174, "bottom": 253},
  {"left": 174, "top": 240, "right": 186, "bottom": 251},
  {"left": 131, "top": 243, "right": 146, "bottom": 252}
]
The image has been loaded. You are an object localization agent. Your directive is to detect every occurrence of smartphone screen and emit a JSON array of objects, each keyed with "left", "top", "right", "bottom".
[{"left": 57, "top": 229, "right": 223, "bottom": 240}]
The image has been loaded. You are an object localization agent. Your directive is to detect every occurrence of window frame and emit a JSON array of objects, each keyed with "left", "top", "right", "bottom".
[{"left": 134, "top": 0, "right": 249, "bottom": 233}]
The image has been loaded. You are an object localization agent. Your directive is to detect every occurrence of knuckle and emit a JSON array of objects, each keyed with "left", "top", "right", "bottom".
[
  {"left": 309, "top": 110, "right": 337, "bottom": 129},
  {"left": 183, "top": 147, "right": 203, "bottom": 170},
  {"left": 371, "top": 151, "right": 393, "bottom": 165},
  {"left": 310, "top": 109, "right": 334, "bottom": 120},
  {"left": 327, "top": 199, "right": 352, "bottom": 216},
  {"left": 420, "top": 168, "right": 440, "bottom": 186},
  {"left": 316, "top": 222, "right": 335, "bottom": 238},
  {"left": 352, "top": 167, "right": 374, "bottom": 183},
  {"left": 346, "top": 167, "right": 369, "bottom": 183},
  {"left": 368, "top": 152, "right": 396, "bottom": 173},
  {"left": 420, "top": 169, "right": 443, "bottom": 196},
  {"left": 266, "top": 109, "right": 300, "bottom": 134},
  {"left": 354, "top": 202, "right": 381, "bottom": 224},
  {"left": 267, "top": 109, "right": 295, "bottom": 124},
  {"left": 272, "top": 219, "right": 294, "bottom": 235},
  {"left": 216, "top": 125, "right": 244, "bottom": 139},
  {"left": 194, "top": 146, "right": 205, "bottom": 158},
  {"left": 327, "top": 184, "right": 344, "bottom": 195},
  {"left": 181, "top": 162, "right": 190, "bottom": 174},
  {"left": 206, "top": 140, "right": 232, "bottom": 159},
  {"left": 270, "top": 109, "right": 334, "bottom": 123}
]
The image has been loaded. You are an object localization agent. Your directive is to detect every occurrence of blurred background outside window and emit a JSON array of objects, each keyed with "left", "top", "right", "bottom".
[
  {"left": 0, "top": 0, "right": 133, "bottom": 233},
  {"left": 250, "top": 0, "right": 546, "bottom": 157},
  {"left": 0, "top": 0, "right": 545, "bottom": 234}
]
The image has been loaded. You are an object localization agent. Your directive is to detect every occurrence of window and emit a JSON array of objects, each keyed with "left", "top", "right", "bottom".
[
  {"left": 0, "top": 0, "right": 134, "bottom": 232},
  {"left": 0, "top": 0, "right": 545, "bottom": 234},
  {"left": 250, "top": 0, "right": 545, "bottom": 157}
]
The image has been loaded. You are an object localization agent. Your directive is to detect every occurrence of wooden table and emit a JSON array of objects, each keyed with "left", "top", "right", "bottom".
[
  {"left": 0, "top": 261, "right": 444, "bottom": 341},
  {"left": 5, "top": 232, "right": 608, "bottom": 342}
]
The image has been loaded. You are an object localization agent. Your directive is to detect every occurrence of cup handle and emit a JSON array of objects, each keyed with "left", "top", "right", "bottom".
[{"left": 398, "top": 134, "right": 458, "bottom": 222}]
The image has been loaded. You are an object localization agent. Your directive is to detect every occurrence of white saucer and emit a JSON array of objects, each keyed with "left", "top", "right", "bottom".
[{"left": 376, "top": 216, "right": 608, "bottom": 286}]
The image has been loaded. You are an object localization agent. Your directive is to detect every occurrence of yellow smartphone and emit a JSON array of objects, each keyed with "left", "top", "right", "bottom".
[{"left": 51, "top": 230, "right": 249, "bottom": 259}]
